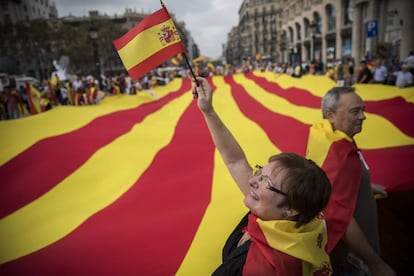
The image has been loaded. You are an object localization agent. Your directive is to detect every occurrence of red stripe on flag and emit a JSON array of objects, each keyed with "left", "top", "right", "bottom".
[
  {"left": 113, "top": 7, "right": 170, "bottom": 50},
  {"left": 0, "top": 80, "right": 191, "bottom": 219},
  {"left": 0, "top": 93, "right": 215, "bottom": 275},
  {"left": 224, "top": 75, "right": 309, "bottom": 155},
  {"left": 365, "top": 97, "right": 414, "bottom": 137},
  {"left": 127, "top": 42, "right": 185, "bottom": 80},
  {"left": 363, "top": 145, "right": 414, "bottom": 191},
  {"left": 245, "top": 72, "right": 322, "bottom": 108}
]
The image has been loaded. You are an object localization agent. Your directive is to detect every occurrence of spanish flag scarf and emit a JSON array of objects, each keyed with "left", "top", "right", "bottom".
[
  {"left": 243, "top": 213, "right": 332, "bottom": 275},
  {"left": 306, "top": 119, "right": 362, "bottom": 253}
]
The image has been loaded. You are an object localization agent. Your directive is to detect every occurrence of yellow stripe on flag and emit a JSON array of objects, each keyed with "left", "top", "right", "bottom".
[
  {"left": 118, "top": 18, "right": 182, "bottom": 70},
  {"left": 253, "top": 71, "right": 337, "bottom": 98},
  {"left": 356, "top": 113, "right": 414, "bottom": 149}
]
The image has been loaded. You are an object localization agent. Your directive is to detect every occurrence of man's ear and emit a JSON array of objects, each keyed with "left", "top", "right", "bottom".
[{"left": 325, "top": 109, "right": 335, "bottom": 124}]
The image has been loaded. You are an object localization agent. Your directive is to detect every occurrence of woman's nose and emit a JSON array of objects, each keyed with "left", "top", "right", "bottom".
[{"left": 249, "top": 177, "right": 259, "bottom": 188}]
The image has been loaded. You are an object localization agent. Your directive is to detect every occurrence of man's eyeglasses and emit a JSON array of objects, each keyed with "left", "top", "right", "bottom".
[{"left": 253, "top": 165, "right": 287, "bottom": 196}]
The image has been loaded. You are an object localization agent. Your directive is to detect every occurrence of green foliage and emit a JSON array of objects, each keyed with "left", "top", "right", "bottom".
[{"left": 0, "top": 18, "right": 124, "bottom": 76}]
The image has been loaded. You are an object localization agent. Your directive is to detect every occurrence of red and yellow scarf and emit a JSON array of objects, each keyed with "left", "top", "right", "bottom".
[{"left": 244, "top": 213, "right": 332, "bottom": 275}]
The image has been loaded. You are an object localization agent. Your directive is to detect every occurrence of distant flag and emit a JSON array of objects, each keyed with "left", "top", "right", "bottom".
[
  {"left": 177, "top": 53, "right": 183, "bottom": 63},
  {"left": 47, "top": 81, "right": 58, "bottom": 106},
  {"left": 26, "top": 83, "right": 42, "bottom": 114},
  {"left": 113, "top": 2, "right": 185, "bottom": 81},
  {"left": 50, "top": 73, "right": 59, "bottom": 87},
  {"left": 207, "top": 62, "right": 216, "bottom": 75},
  {"left": 170, "top": 57, "right": 179, "bottom": 66},
  {"left": 192, "top": 55, "right": 206, "bottom": 64}
]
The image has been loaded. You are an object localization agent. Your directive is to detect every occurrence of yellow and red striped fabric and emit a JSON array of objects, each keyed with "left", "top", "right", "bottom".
[
  {"left": 113, "top": 5, "right": 185, "bottom": 80},
  {"left": 26, "top": 84, "right": 42, "bottom": 114},
  {"left": 245, "top": 214, "right": 331, "bottom": 275},
  {"left": 306, "top": 120, "right": 362, "bottom": 253},
  {"left": 1, "top": 72, "right": 413, "bottom": 275}
]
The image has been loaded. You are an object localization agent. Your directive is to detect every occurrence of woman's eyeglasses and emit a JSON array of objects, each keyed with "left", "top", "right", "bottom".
[{"left": 253, "top": 165, "right": 287, "bottom": 196}]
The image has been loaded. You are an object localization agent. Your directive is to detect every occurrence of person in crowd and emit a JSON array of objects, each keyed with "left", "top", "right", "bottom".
[
  {"left": 404, "top": 51, "right": 414, "bottom": 75},
  {"left": 334, "top": 62, "right": 346, "bottom": 86},
  {"left": 54, "top": 82, "right": 63, "bottom": 105},
  {"left": 306, "top": 87, "right": 396, "bottom": 276},
  {"left": 372, "top": 59, "right": 388, "bottom": 83},
  {"left": 348, "top": 58, "right": 355, "bottom": 84},
  {"left": 326, "top": 65, "right": 336, "bottom": 81},
  {"left": 356, "top": 60, "right": 373, "bottom": 83},
  {"left": 60, "top": 83, "right": 68, "bottom": 105},
  {"left": 4, "top": 87, "right": 22, "bottom": 119},
  {"left": 292, "top": 61, "right": 302, "bottom": 78},
  {"left": 193, "top": 77, "right": 332, "bottom": 275},
  {"left": 395, "top": 63, "right": 413, "bottom": 88}
]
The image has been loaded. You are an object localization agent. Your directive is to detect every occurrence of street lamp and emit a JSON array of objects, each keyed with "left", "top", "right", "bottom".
[{"left": 89, "top": 23, "right": 101, "bottom": 89}]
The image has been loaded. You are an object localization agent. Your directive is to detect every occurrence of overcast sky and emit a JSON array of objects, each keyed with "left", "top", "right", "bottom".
[{"left": 54, "top": 0, "right": 243, "bottom": 59}]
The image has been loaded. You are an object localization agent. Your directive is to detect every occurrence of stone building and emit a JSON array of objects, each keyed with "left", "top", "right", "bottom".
[
  {"left": 0, "top": 0, "right": 57, "bottom": 24},
  {"left": 224, "top": 0, "right": 414, "bottom": 66}
]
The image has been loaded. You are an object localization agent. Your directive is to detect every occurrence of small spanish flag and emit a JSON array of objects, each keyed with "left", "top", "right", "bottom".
[
  {"left": 26, "top": 83, "right": 42, "bottom": 114},
  {"left": 113, "top": 2, "right": 185, "bottom": 80}
]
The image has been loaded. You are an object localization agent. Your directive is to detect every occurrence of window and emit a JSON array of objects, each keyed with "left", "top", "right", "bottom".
[
  {"left": 296, "top": 23, "right": 301, "bottom": 41},
  {"left": 326, "top": 4, "right": 336, "bottom": 31},
  {"left": 343, "top": 0, "right": 353, "bottom": 25}
]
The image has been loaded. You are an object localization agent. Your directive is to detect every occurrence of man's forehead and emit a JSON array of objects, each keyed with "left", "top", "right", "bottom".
[{"left": 339, "top": 92, "right": 363, "bottom": 105}]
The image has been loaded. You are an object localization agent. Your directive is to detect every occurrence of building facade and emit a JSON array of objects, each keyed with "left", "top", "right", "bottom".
[
  {"left": 0, "top": 0, "right": 56, "bottom": 24},
  {"left": 224, "top": 0, "right": 414, "bottom": 67}
]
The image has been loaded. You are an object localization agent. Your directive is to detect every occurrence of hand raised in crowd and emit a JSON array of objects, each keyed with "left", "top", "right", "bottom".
[{"left": 192, "top": 77, "right": 212, "bottom": 113}]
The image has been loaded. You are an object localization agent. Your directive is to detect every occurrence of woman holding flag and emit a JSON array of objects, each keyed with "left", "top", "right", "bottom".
[{"left": 193, "top": 77, "right": 333, "bottom": 275}]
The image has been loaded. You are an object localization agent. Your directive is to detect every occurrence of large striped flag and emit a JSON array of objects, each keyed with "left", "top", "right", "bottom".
[
  {"left": 1, "top": 72, "right": 413, "bottom": 275},
  {"left": 113, "top": 2, "right": 185, "bottom": 81}
]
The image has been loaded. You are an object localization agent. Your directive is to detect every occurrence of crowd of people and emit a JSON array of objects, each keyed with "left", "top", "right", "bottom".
[
  {"left": 1, "top": 51, "right": 413, "bottom": 121},
  {"left": 0, "top": 70, "right": 174, "bottom": 120},
  {"left": 324, "top": 52, "right": 414, "bottom": 88}
]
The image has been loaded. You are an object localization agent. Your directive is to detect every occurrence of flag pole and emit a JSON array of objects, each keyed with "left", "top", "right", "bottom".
[
  {"left": 160, "top": 0, "right": 200, "bottom": 98},
  {"left": 182, "top": 53, "right": 201, "bottom": 98},
  {"left": 182, "top": 53, "right": 199, "bottom": 81}
]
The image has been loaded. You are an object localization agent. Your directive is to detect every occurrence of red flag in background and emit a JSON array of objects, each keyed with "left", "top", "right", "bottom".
[{"left": 113, "top": 3, "right": 185, "bottom": 80}]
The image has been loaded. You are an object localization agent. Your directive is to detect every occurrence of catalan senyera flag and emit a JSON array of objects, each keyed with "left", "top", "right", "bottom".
[
  {"left": 1, "top": 72, "right": 413, "bottom": 275},
  {"left": 113, "top": 3, "right": 185, "bottom": 81}
]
